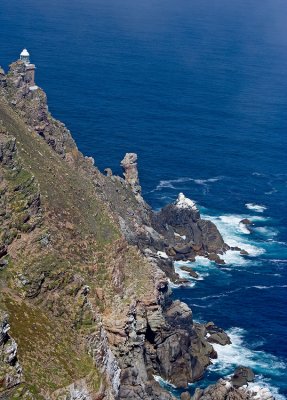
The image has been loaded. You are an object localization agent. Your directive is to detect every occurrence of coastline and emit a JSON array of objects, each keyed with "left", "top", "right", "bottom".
[{"left": 0, "top": 56, "right": 286, "bottom": 400}]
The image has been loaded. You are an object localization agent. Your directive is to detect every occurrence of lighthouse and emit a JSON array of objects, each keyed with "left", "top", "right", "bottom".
[
  {"left": 20, "top": 48, "right": 30, "bottom": 65},
  {"left": 20, "top": 49, "right": 36, "bottom": 87}
]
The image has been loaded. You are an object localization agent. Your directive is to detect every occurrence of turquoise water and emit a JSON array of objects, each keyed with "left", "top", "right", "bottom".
[{"left": 0, "top": 0, "right": 286, "bottom": 397}]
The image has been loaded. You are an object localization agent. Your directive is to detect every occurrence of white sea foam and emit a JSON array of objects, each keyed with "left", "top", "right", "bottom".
[
  {"left": 210, "top": 327, "right": 286, "bottom": 400},
  {"left": 211, "top": 327, "right": 286, "bottom": 372},
  {"left": 152, "top": 177, "right": 194, "bottom": 192},
  {"left": 245, "top": 203, "right": 267, "bottom": 213},
  {"left": 153, "top": 375, "right": 176, "bottom": 389},
  {"left": 174, "top": 261, "right": 208, "bottom": 282},
  {"left": 254, "top": 226, "right": 278, "bottom": 238},
  {"left": 202, "top": 213, "right": 266, "bottom": 261},
  {"left": 239, "top": 222, "right": 251, "bottom": 234},
  {"left": 248, "top": 380, "right": 286, "bottom": 400},
  {"left": 152, "top": 176, "right": 224, "bottom": 193},
  {"left": 168, "top": 278, "right": 196, "bottom": 289},
  {"left": 194, "top": 177, "right": 223, "bottom": 185}
]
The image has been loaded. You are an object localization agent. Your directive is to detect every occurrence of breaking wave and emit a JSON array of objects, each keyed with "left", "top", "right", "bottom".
[
  {"left": 211, "top": 327, "right": 286, "bottom": 400},
  {"left": 245, "top": 203, "right": 267, "bottom": 213}
]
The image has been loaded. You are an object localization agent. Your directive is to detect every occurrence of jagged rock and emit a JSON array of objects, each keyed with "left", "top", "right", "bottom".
[
  {"left": 121, "top": 153, "right": 142, "bottom": 199},
  {"left": 152, "top": 193, "right": 227, "bottom": 264},
  {"left": 180, "top": 266, "right": 199, "bottom": 278},
  {"left": 191, "top": 376, "right": 275, "bottom": 400},
  {"left": 205, "top": 322, "right": 231, "bottom": 346},
  {"left": 0, "top": 133, "right": 16, "bottom": 167},
  {"left": 240, "top": 219, "right": 252, "bottom": 225},
  {"left": 207, "top": 332, "right": 231, "bottom": 346},
  {"left": 165, "top": 300, "right": 193, "bottom": 329},
  {"left": 207, "top": 252, "right": 225, "bottom": 265},
  {"left": 174, "top": 277, "right": 191, "bottom": 285},
  {"left": 191, "top": 388, "right": 204, "bottom": 400},
  {"left": 104, "top": 167, "right": 113, "bottom": 177},
  {"left": 181, "top": 392, "right": 191, "bottom": 400},
  {"left": 0, "top": 311, "right": 23, "bottom": 394},
  {"left": 231, "top": 366, "right": 255, "bottom": 387}
]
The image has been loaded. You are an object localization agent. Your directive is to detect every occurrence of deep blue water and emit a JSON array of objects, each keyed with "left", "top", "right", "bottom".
[{"left": 1, "top": 0, "right": 287, "bottom": 397}]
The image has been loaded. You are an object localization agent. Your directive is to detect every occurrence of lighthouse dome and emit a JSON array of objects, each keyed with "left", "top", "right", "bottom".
[
  {"left": 20, "top": 49, "right": 30, "bottom": 57},
  {"left": 20, "top": 48, "right": 30, "bottom": 65}
]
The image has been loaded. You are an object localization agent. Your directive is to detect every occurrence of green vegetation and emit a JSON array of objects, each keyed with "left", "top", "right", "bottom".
[{"left": 1, "top": 295, "right": 101, "bottom": 396}]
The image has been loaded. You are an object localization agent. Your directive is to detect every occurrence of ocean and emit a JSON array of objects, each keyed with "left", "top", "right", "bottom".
[{"left": 0, "top": 0, "right": 286, "bottom": 398}]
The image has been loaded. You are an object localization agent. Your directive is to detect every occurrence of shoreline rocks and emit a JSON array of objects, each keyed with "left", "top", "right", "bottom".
[{"left": 179, "top": 266, "right": 199, "bottom": 279}]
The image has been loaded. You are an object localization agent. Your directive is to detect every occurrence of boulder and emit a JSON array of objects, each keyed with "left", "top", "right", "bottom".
[
  {"left": 205, "top": 322, "right": 231, "bottom": 345},
  {"left": 174, "top": 245, "right": 193, "bottom": 255},
  {"left": 180, "top": 266, "right": 199, "bottom": 279},
  {"left": 231, "top": 366, "right": 255, "bottom": 388},
  {"left": 240, "top": 219, "right": 252, "bottom": 225},
  {"left": 181, "top": 392, "right": 191, "bottom": 400},
  {"left": 207, "top": 332, "right": 231, "bottom": 346}
]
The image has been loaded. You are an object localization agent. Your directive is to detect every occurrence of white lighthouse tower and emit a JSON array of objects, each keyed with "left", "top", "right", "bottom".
[
  {"left": 20, "top": 48, "right": 30, "bottom": 65},
  {"left": 19, "top": 49, "right": 36, "bottom": 87}
]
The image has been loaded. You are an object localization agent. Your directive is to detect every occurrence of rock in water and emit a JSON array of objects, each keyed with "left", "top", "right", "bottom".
[
  {"left": 180, "top": 265, "right": 199, "bottom": 278},
  {"left": 231, "top": 366, "right": 255, "bottom": 387}
]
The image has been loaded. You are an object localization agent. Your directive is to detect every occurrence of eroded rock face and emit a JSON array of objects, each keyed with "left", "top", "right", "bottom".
[
  {"left": 0, "top": 311, "right": 23, "bottom": 395},
  {"left": 2, "top": 61, "right": 78, "bottom": 160},
  {"left": 0, "top": 134, "right": 16, "bottom": 167},
  {"left": 152, "top": 193, "right": 228, "bottom": 262},
  {"left": 120, "top": 153, "right": 144, "bottom": 203}
]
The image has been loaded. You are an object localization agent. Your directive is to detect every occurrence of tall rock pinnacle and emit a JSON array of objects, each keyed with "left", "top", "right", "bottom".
[{"left": 120, "top": 153, "right": 143, "bottom": 202}]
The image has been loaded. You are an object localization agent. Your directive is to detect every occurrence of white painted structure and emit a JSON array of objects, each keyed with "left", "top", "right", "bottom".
[{"left": 20, "top": 48, "right": 30, "bottom": 65}]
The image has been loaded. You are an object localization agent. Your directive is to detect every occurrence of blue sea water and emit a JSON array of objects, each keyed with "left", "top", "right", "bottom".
[{"left": 0, "top": 0, "right": 287, "bottom": 397}]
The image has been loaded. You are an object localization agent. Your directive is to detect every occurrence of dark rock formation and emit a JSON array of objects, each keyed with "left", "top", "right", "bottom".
[
  {"left": 180, "top": 266, "right": 199, "bottom": 278},
  {"left": 151, "top": 193, "right": 228, "bottom": 263},
  {"left": 191, "top": 374, "right": 274, "bottom": 400},
  {"left": 0, "top": 311, "right": 23, "bottom": 395},
  {"left": 240, "top": 219, "right": 252, "bottom": 225},
  {"left": 120, "top": 153, "right": 142, "bottom": 200},
  {"left": 231, "top": 366, "right": 255, "bottom": 388},
  {"left": 205, "top": 322, "right": 232, "bottom": 346}
]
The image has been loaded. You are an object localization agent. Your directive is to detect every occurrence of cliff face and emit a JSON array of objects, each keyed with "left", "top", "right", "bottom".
[{"left": 0, "top": 59, "right": 233, "bottom": 400}]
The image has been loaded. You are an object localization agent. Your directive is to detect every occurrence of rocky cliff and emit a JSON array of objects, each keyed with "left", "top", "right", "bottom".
[{"left": 0, "top": 57, "right": 272, "bottom": 400}]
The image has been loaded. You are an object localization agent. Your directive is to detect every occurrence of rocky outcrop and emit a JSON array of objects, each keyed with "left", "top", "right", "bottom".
[
  {"left": 152, "top": 193, "right": 228, "bottom": 263},
  {"left": 2, "top": 60, "right": 78, "bottom": 160},
  {"left": 205, "top": 321, "right": 232, "bottom": 346},
  {"left": 0, "top": 311, "right": 23, "bottom": 395},
  {"left": 231, "top": 366, "right": 255, "bottom": 388},
  {"left": 120, "top": 153, "right": 143, "bottom": 202},
  {"left": 192, "top": 375, "right": 274, "bottom": 400}
]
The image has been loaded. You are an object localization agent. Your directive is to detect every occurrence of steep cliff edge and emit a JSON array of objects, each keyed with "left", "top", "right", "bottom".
[{"left": 0, "top": 56, "right": 256, "bottom": 400}]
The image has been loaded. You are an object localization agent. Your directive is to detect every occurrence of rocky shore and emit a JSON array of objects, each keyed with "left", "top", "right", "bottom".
[{"left": 0, "top": 56, "right": 273, "bottom": 399}]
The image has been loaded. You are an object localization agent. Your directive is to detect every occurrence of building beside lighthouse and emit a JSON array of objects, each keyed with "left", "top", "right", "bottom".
[{"left": 19, "top": 48, "right": 36, "bottom": 87}]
